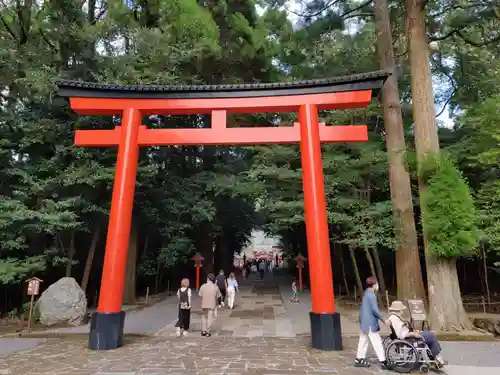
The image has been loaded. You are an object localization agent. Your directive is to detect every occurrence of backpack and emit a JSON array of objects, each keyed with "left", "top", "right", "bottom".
[{"left": 178, "top": 288, "right": 190, "bottom": 310}]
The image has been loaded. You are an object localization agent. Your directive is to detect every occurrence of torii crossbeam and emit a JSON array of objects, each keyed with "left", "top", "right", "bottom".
[{"left": 56, "top": 70, "right": 389, "bottom": 352}]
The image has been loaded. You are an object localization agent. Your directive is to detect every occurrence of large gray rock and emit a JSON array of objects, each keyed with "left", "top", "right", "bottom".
[{"left": 36, "top": 277, "right": 87, "bottom": 326}]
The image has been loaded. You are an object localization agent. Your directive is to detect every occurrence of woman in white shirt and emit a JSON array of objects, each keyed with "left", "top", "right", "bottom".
[
  {"left": 387, "top": 301, "right": 446, "bottom": 366},
  {"left": 226, "top": 272, "right": 239, "bottom": 309}
]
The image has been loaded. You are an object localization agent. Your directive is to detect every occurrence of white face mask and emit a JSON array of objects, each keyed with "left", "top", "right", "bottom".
[{"left": 372, "top": 283, "right": 379, "bottom": 292}]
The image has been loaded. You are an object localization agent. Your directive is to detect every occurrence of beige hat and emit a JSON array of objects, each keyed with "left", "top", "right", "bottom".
[{"left": 389, "top": 301, "right": 407, "bottom": 312}]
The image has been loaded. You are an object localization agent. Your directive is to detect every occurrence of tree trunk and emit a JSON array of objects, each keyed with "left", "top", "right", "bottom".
[
  {"left": 218, "top": 234, "right": 232, "bottom": 273},
  {"left": 213, "top": 236, "right": 222, "bottom": 273},
  {"left": 123, "top": 222, "right": 138, "bottom": 305},
  {"left": 462, "top": 261, "right": 467, "bottom": 289},
  {"left": 405, "top": 1, "right": 440, "bottom": 156},
  {"left": 372, "top": 246, "right": 387, "bottom": 298},
  {"left": 362, "top": 180, "right": 386, "bottom": 299},
  {"left": 155, "top": 260, "right": 161, "bottom": 294},
  {"left": 405, "top": 0, "right": 470, "bottom": 330},
  {"left": 65, "top": 232, "right": 75, "bottom": 277},
  {"left": 139, "top": 234, "right": 149, "bottom": 263},
  {"left": 339, "top": 246, "right": 350, "bottom": 296},
  {"left": 81, "top": 224, "right": 101, "bottom": 293},
  {"left": 364, "top": 246, "right": 382, "bottom": 304},
  {"left": 477, "top": 256, "right": 484, "bottom": 294},
  {"left": 349, "top": 246, "right": 363, "bottom": 298},
  {"left": 198, "top": 223, "right": 214, "bottom": 277},
  {"left": 426, "top": 257, "right": 471, "bottom": 330},
  {"left": 374, "top": 0, "right": 425, "bottom": 301},
  {"left": 364, "top": 246, "right": 377, "bottom": 280},
  {"left": 482, "top": 244, "right": 491, "bottom": 305}
]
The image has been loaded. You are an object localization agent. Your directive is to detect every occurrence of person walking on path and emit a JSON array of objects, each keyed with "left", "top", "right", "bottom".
[
  {"left": 215, "top": 270, "right": 227, "bottom": 308},
  {"left": 354, "top": 276, "right": 390, "bottom": 369},
  {"left": 198, "top": 273, "right": 221, "bottom": 337},
  {"left": 258, "top": 260, "right": 266, "bottom": 279},
  {"left": 226, "top": 272, "right": 239, "bottom": 309},
  {"left": 289, "top": 280, "right": 299, "bottom": 303},
  {"left": 176, "top": 278, "right": 191, "bottom": 337}
]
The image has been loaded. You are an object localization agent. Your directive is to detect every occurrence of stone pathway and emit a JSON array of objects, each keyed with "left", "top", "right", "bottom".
[
  {"left": 160, "top": 278, "right": 295, "bottom": 338},
  {"left": 0, "top": 335, "right": 390, "bottom": 375}
]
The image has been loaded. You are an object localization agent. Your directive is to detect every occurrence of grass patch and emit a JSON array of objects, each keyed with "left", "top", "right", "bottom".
[{"left": 436, "top": 332, "right": 498, "bottom": 342}]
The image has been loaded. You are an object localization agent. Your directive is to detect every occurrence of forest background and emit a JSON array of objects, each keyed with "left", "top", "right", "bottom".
[{"left": 0, "top": 0, "right": 499, "bottom": 331}]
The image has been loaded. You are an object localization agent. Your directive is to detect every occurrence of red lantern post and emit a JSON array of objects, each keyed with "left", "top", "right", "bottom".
[
  {"left": 295, "top": 253, "right": 307, "bottom": 292},
  {"left": 191, "top": 253, "right": 205, "bottom": 290}
]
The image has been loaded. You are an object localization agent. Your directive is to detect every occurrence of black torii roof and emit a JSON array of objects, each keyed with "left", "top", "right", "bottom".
[{"left": 55, "top": 70, "right": 391, "bottom": 100}]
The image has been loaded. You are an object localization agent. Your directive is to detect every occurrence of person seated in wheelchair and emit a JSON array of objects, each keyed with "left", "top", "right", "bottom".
[{"left": 387, "top": 301, "right": 447, "bottom": 367}]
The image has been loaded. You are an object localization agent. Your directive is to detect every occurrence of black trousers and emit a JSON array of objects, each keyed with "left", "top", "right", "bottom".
[
  {"left": 218, "top": 288, "right": 226, "bottom": 304},
  {"left": 178, "top": 308, "right": 191, "bottom": 330}
]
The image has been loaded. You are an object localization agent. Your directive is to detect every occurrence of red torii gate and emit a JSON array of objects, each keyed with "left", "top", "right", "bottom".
[{"left": 56, "top": 70, "right": 388, "bottom": 351}]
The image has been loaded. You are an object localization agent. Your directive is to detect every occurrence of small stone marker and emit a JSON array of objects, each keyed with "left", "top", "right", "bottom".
[{"left": 407, "top": 299, "right": 427, "bottom": 329}]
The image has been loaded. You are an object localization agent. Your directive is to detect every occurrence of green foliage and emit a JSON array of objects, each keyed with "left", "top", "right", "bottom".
[
  {"left": 0, "top": 257, "right": 46, "bottom": 284},
  {"left": 447, "top": 96, "right": 500, "bottom": 254},
  {"left": 457, "top": 95, "right": 500, "bottom": 167},
  {"left": 421, "top": 156, "right": 480, "bottom": 258},
  {"left": 476, "top": 181, "right": 500, "bottom": 250}
]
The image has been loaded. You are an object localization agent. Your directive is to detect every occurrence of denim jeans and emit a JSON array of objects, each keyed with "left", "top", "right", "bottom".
[{"left": 420, "top": 331, "right": 441, "bottom": 358}]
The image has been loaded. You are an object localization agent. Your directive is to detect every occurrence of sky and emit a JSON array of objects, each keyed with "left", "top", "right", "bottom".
[
  {"left": 258, "top": 1, "right": 455, "bottom": 129},
  {"left": 437, "top": 105, "right": 453, "bottom": 128}
]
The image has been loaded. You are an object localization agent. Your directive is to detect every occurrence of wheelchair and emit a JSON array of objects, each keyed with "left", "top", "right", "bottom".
[{"left": 383, "top": 326, "right": 444, "bottom": 374}]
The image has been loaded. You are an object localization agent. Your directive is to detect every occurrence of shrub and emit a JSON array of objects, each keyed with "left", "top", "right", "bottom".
[{"left": 421, "top": 155, "right": 481, "bottom": 257}]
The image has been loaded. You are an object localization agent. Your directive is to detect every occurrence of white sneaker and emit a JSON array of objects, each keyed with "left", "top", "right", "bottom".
[
  {"left": 436, "top": 356, "right": 447, "bottom": 366},
  {"left": 176, "top": 327, "right": 181, "bottom": 337},
  {"left": 182, "top": 330, "right": 188, "bottom": 337}
]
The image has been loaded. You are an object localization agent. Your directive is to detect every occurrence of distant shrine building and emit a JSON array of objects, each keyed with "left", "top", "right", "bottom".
[{"left": 234, "top": 230, "right": 284, "bottom": 267}]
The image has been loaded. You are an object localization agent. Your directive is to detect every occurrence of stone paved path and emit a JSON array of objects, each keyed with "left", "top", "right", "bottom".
[
  {"left": 0, "top": 335, "right": 390, "bottom": 375},
  {"left": 160, "top": 278, "right": 296, "bottom": 338}
]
